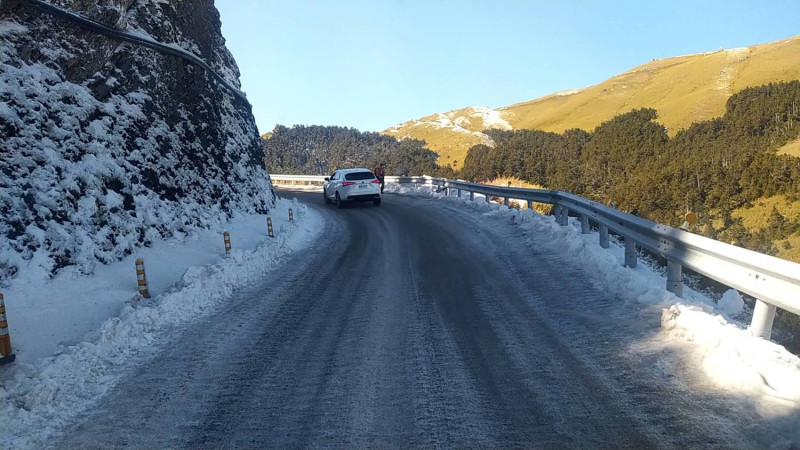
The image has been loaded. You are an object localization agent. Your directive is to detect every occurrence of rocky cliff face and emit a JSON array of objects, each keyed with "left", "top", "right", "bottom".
[{"left": 0, "top": 0, "right": 272, "bottom": 282}]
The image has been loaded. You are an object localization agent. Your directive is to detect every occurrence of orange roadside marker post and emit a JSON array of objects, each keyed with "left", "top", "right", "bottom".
[
  {"left": 0, "top": 293, "right": 16, "bottom": 365},
  {"left": 681, "top": 212, "right": 697, "bottom": 231}
]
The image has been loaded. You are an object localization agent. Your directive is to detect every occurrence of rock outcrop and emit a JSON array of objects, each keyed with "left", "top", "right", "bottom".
[{"left": 0, "top": 0, "right": 272, "bottom": 282}]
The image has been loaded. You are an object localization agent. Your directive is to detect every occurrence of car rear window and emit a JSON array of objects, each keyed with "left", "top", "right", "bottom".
[{"left": 345, "top": 172, "right": 376, "bottom": 181}]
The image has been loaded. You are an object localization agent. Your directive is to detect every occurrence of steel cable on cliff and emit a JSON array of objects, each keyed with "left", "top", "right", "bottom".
[{"left": 20, "top": 0, "right": 251, "bottom": 106}]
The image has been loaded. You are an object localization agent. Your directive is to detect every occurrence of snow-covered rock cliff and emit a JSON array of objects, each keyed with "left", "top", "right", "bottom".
[{"left": 0, "top": 0, "right": 272, "bottom": 283}]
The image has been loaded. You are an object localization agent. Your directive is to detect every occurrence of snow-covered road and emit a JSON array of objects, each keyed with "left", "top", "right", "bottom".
[{"left": 55, "top": 189, "right": 799, "bottom": 447}]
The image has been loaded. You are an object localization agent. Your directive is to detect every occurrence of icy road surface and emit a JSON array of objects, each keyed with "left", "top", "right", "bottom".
[{"left": 58, "top": 190, "right": 797, "bottom": 447}]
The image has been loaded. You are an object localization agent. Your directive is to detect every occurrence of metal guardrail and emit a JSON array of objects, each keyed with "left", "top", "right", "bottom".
[
  {"left": 272, "top": 174, "right": 800, "bottom": 340},
  {"left": 20, "top": 0, "right": 250, "bottom": 105},
  {"left": 270, "top": 175, "right": 328, "bottom": 183}
]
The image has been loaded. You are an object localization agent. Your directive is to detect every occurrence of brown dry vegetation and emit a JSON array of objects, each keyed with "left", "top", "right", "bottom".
[
  {"left": 778, "top": 137, "right": 800, "bottom": 157},
  {"left": 483, "top": 177, "right": 553, "bottom": 214}
]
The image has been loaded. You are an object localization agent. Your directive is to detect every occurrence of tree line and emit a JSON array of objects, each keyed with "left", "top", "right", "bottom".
[
  {"left": 461, "top": 81, "right": 800, "bottom": 254},
  {"left": 262, "top": 125, "right": 444, "bottom": 177}
]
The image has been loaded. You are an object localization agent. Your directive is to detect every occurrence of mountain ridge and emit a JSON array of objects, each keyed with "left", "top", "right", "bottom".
[{"left": 384, "top": 34, "right": 800, "bottom": 169}]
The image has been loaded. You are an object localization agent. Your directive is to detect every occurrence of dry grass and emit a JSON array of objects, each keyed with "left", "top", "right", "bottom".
[
  {"left": 777, "top": 137, "right": 800, "bottom": 157},
  {"left": 731, "top": 195, "right": 800, "bottom": 263},
  {"left": 384, "top": 126, "right": 485, "bottom": 170},
  {"left": 732, "top": 195, "right": 800, "bottom": 232},
  {"left": 482, "top": 177, "right": 553, "bottom": 214},
  {"left": 774, "top": 234, "right": 800, "bottom": 262}
]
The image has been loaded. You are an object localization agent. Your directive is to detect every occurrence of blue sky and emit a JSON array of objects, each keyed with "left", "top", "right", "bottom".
[{"left": 217, "top": 0, "right": 800, "bottom": 134}]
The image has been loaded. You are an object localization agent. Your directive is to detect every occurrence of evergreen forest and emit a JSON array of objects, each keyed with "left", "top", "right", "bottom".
[{"left": 262, "top": 125, "right": 442, "bottom": 177}]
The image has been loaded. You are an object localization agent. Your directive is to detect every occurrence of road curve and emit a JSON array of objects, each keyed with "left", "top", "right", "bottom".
[{"left": 58, "top": 189, "right": 797, "bottom": 447}]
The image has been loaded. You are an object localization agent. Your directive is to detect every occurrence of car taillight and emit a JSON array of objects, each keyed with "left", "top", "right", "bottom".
[
  {"left": 370, "top": 179, "right": 380, "bottom": 184},
  {"left": 342, "top": 181, "right": 355, "bottom": 186}
]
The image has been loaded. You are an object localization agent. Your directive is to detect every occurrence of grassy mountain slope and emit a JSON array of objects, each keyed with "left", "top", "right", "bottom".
[
  {"left": 385, "top": 35, "right": 800, "bottom": 169},
  {"left": 778, "top": 137, "right": 800, "bottom": 157},
  {"left": 384, "top": 106, "right": 510, "bottom": 168}
]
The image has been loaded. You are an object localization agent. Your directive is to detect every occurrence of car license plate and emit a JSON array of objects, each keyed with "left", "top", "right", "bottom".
[{"left": 359, "top": 184, "right": 367, "bottom": 189}]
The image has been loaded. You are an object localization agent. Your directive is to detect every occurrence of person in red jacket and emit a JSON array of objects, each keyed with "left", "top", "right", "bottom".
[{"left": 374, "top": 163, "right": 386, "bottom": 193}]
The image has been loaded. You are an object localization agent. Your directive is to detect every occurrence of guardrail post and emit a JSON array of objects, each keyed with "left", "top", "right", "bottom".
[
  {"left": 580, "top": 214, "right": 590, "bottom": 234},
  {"left": 560, "top": 207, "right": 569, "bottom": 226},
  {"left": 504, "top": 197, "right": 509, "bottom": 207},
  {"left": 469, "top": 191, "right": 474, "bottom": 201},
  {"left": 457, "top": 189, "right": 461, "bottom": 198},
  {"left": 485, "top": 194, "right": 490, "bottom": 203},
  {"left": 599, "top": 224, "right": 609, "bottom": 248},
  {"left": 750, "top": 300, "right": 776, "bottom": 339},
  {"left": 666, "top": 260, "right": 683, "bottom": 297},
  {"left": 0, "top": 293, "right": 15, "bottom": 365},
  {"left": 527, "top": 200, "right": 532, "bottom": 210},
  {"left": 624, "top": 238, "right": 637, "bottom": 268}
]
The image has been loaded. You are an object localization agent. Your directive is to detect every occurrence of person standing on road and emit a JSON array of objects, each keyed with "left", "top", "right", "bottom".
[{"left": 374, "top": 163, "right": 386, "bottom": 193}]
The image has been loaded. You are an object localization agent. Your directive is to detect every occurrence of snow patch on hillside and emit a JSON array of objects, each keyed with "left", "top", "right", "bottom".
[
  {"left": 726, "top": 46, "right": 750, "bottom": 57},
  {"left": 386, "top": 106, "right": 511, "bottom": 137},
  {"left": 0, "top": 20, "right": 27, "bottom": 35},
  {"left": 716, "top": 47, "right": 751, "bottom": 93},
  {"left": 553, "top": 88, "right": 583, "bottom": 97},
  {"left": 384, "top": 124, "right": 403, "bottom": 133},
  {"left": 461, "top": 106, "right": 513, "bottom": 130}
]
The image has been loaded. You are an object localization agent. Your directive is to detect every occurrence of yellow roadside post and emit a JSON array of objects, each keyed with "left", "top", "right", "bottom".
[{"left": 135, "top": 258, "right": 151, "bottom": 298}]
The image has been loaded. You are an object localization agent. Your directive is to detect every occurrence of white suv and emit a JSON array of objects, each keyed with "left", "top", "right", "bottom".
[{"left": 323, "top": 168, "right": 382, "bottom": 208}]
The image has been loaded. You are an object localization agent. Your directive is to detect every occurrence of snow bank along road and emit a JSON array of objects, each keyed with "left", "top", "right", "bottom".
[{"left": 57, "top": 189, "right": 798, "bottom": 447}]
